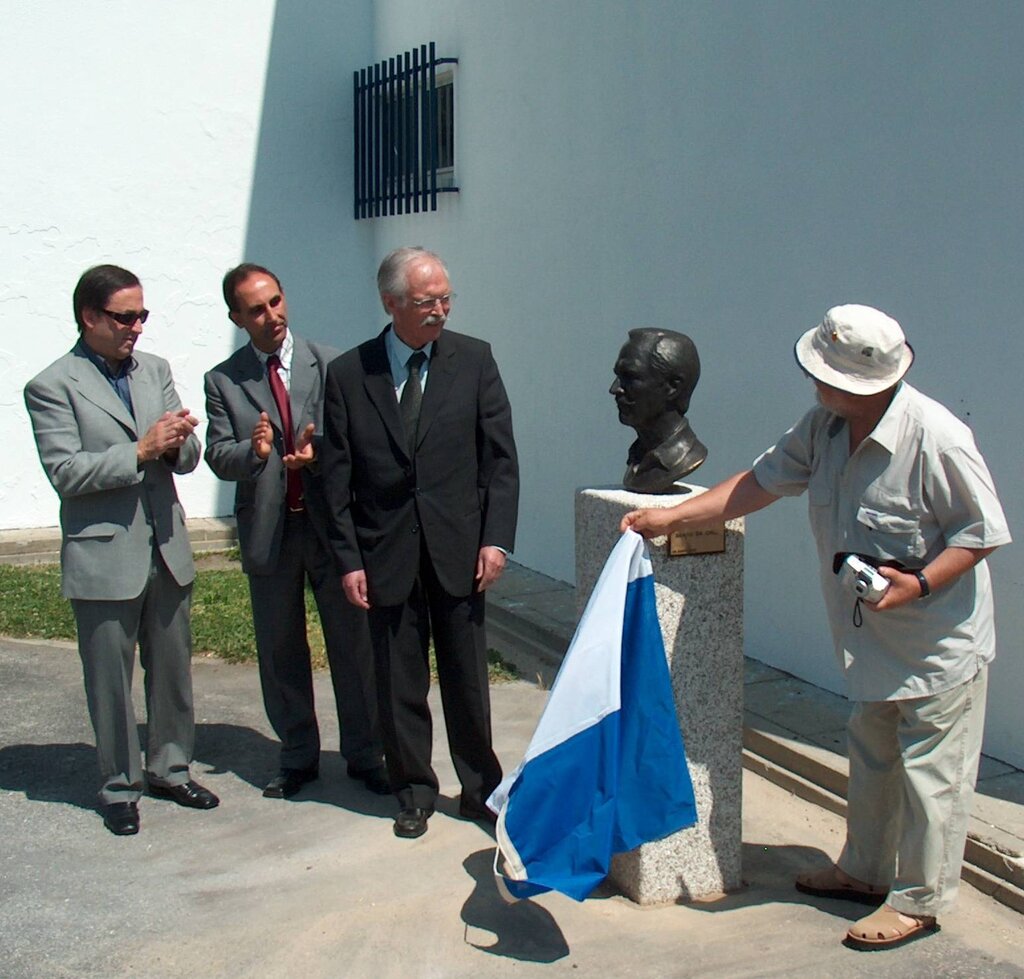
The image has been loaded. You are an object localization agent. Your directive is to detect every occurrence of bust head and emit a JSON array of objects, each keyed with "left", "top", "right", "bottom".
[{"left": 610, "top": 328, "right": 706, "bottom": 493}]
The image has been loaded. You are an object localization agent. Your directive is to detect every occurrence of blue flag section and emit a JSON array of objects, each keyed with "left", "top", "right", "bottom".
[{"left": 487, "top": 531, "right": 697, "bottom": 902}]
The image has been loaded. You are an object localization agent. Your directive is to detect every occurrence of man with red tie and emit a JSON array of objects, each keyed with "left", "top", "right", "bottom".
[{"left": 204, "top": 264, "right": 385, "bottom": 800}]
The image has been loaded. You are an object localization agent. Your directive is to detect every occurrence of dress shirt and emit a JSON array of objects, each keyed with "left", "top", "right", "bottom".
[
  {"left": 78, "top": 339, "right": 135, "bottom": 415},
  {"left": 385, "top": 327, "right": 434, "bottom": 397},
  {"left": 753, "top": 382, "right": 1011, "bottom": 701},
  {"left": 252, "top": 330, "right": 295, "bottom": 390}
]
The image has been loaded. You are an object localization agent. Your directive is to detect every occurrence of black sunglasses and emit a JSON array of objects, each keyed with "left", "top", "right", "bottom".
[{"left": 103, "top": 308, "right": 149, "bottom": 326}]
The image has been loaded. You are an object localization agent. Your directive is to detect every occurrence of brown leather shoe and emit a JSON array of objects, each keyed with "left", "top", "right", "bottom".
[
  {"left": 845, "top": 904, "right": 939, "bottom": 951},
  {"left": 795, "top": 864, "right": 886, "bottom": 906}
]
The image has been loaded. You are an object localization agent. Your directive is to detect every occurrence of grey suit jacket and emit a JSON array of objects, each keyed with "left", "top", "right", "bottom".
[
  {"left": 203, "top": 334, "right": 340, "bottom": 576},
  {"left": 24, "top": 343, "right": 200, "bottom": 601}
]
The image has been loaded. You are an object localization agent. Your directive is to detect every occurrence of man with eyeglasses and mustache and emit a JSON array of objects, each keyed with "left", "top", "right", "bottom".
[
  {"left": 322, "top": 247, "right": 519, "bottom": 839},
  {"left": 24, "top": 263, "right": 217, "bottom": 836}
]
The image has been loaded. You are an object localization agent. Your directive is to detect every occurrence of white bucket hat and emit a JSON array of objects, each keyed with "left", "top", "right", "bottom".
[{"left": 795, "top": 304, "right": 914, "bottom": 395}]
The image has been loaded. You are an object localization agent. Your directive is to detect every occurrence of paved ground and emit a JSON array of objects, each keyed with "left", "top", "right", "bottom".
[{"left": 1, "top": 637, "right": 1021, "bottom": 979}]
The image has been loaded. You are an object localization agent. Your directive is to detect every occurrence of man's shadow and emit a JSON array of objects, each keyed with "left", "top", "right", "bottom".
[
  {"left": 682, "top": 841, "right": 866, "bottom": 923},
  {"left": 0, "top": 740, "right": 97, "bottom": 809},
  {"left": 459, "top": 848, "right": 570, "bottom": 962},
  {"left": 0, "top": 722, "right": 392, "bottom": 818}
]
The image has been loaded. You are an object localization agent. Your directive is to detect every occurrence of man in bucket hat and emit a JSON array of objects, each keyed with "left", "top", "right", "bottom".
[{"left": 621, "top": 304, "right": 1011, "bottom": 951}]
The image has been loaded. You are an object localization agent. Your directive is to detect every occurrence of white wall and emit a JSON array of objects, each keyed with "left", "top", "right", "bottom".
[
  {"left": 363, "top": 0, "right": 1024, "bottom": 764},
  {"left": 4, "top": 1, "right": 1022, "bottom": 765},
  {"left": 3, "top": 1, "right": 376, "bottom": 527}
]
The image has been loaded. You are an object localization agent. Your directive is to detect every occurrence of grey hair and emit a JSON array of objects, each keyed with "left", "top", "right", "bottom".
[{"left": 376, "top": 246, "right": 449, "bottom": 299}]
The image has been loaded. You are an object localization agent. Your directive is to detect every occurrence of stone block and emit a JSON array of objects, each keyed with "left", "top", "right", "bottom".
[{"left": 575, "top": 486, "right": 744, "bottom": 904}]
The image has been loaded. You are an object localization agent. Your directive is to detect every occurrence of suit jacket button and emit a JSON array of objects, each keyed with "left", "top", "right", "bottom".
[{"left": 412, "top": 525, "right": 419, "bottom": 534}]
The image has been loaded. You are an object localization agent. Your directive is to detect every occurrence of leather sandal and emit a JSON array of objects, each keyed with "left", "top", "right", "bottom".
[
  {"left": 845, "top": 904, "right": 939, "bottom": 951},
  {"left": 795, "top": 864, "right": 887, "bottom": 906}
]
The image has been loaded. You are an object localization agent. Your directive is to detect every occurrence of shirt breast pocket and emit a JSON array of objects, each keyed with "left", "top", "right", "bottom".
[{"left": 856, "top": 504, "right": 925, "bottom": 561}]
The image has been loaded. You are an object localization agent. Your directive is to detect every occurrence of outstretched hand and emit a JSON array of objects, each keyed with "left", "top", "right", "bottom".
[
  {"left": 251, "top": 411, "right": 274, "bottom": 461},
  {"left": 619, "top": 508, "right": 676, "bottom": 539},
  {"left": 283, "top": 423, "right": 316, "bottom": 469}
]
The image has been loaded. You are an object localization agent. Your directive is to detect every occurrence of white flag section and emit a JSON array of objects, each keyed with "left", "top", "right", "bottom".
[{"left": 487, "top": 530, "right": 697, "bottom": 902}]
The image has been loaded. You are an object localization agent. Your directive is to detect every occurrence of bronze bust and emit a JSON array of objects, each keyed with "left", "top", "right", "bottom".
[{"left": 610, "top": 328, "right": 707, "bottom": 494}]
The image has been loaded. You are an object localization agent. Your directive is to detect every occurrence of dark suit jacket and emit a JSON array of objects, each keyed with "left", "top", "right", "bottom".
[
  {"left": 24, "top": 344, "right": 199, "bottom": 600},
  {"left": 204, "top": 335, "right": 340, "bottom": 576},
  {"left": 322, "top": 327, "right": 518, "bottom": 605}
]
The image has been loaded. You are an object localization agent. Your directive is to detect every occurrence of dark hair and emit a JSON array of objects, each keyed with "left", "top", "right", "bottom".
[
  {"left": 72, "top": 265, "right": 141, "bottom": 332},
  {"left": 627, "top": 327, "right": 701, "bottom": 414},
  {"left": 222, "top": 263, "right": 283, "bottom": 312}
]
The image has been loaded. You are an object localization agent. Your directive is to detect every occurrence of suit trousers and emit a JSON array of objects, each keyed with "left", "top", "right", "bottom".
[
  {"left": 248, "top": 511, "right": 381, "bottom": 772},
  {"left": 839, "top": 665, "right": 988, "bottom": 917},
  {"left": 72, "top": 551, "right": 195, "bottom": 806},
  {"left": 368, "top": 545, "right": 502, "bottom": 811}
]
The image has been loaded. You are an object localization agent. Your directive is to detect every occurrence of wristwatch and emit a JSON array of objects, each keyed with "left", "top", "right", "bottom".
[{"left": 913, "top": 570, "right": 930, "bottom": 598}]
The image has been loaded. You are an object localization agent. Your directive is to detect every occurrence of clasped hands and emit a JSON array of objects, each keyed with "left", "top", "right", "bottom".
[
  {"left": 251, "top": 411, "right": 316, "bottom": 468},
  {"left": 137, "top": 409, "right": 198, "bottom": 463}
]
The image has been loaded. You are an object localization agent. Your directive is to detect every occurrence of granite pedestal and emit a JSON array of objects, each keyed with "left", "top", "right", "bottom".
[{"left": 575, "top": 486, "right": 745, "bottom": 904}]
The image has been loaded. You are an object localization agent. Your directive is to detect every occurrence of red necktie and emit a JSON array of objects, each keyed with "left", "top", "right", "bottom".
[{"left": 267, "top": 354, "right": 304, "bottom": 512}]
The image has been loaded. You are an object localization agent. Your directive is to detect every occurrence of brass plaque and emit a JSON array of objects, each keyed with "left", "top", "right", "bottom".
[{"left": 668, "top": 524, "right": 725, "bottom": 556}]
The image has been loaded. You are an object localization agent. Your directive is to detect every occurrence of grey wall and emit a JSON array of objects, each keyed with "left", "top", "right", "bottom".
[{"left": 363, "top": 0, "right": 1024, "bottom": 764}]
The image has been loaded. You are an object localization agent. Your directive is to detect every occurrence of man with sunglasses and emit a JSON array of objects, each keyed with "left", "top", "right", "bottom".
[
  {"left": 204, "top": 263, "right": 385, "bottom": 801},
  {"left": 24, "top": 264, "right": 217, "bottom": 836},
  {"left": 621, "top": 305, "right": 1010, "bottom": 951},
  {"left": 322, "top": 247, "right": 519, "bottom": 840}
]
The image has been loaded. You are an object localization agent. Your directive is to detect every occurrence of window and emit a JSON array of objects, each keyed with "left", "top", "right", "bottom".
[{"left": 353, "top": 42, "right": 458, "bottom": 219}]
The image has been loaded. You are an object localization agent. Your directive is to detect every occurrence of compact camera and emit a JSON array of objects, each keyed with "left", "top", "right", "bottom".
[{"left": 840, "top": 554, "right": 890, "bottom": 604}]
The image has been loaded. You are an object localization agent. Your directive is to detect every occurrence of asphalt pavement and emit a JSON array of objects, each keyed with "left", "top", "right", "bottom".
[{"left": 0, "top": 636, "right": 1021, "bottom": 979}]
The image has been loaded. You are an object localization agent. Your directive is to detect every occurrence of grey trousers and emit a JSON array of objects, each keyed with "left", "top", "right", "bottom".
[
  {"left": 839, "top": 665, "right": 988, "bottom": 917},
  {"left": 72, "top": 556, "right": 195, "bottom": 806}
]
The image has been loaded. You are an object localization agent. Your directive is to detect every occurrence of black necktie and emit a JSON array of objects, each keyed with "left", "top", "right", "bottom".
[{"left": 400, "top": 351, "right": 427, "bottom": 455}]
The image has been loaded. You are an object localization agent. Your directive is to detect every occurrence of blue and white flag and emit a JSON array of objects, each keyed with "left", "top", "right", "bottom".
[{"left": 488, "top": 530, "right": 697, "bottom": 902}]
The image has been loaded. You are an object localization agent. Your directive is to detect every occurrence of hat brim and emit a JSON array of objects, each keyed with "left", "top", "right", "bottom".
[{"left": 794, "top": 326, "right": 914, "bottom": 395}]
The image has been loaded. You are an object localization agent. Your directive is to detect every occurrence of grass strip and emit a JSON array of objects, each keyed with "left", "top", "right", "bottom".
[{"left": 0, "top": 562, "right": 519, "bottom": 681}]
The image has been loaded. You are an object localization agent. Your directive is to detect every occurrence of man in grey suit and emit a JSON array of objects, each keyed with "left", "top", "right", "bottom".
[
  {"left": 204, "top": 264, "right": 385, "bottom": 800},
  {"left": 24, "top": 264, "right": 218, "bottom": 836}
]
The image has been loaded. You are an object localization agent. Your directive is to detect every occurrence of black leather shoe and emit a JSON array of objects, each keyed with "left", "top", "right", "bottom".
[
  {"left": 458, "top": 798, "right": 497, "bottom": 825},
  {"left": 347, "top": 764, "right": 391, "bottom": 796},
  {"left": 393, "top": 807, "right": 431, "bottom": 838},
  {"left": 102, "top": 801, "right": 140, "bottom": 835},
  {"left": 263, "top": 767, "right": 318, "bottom": 799},
  {"left": 149, "top": 779, "right": 220, "bottom": 809}
]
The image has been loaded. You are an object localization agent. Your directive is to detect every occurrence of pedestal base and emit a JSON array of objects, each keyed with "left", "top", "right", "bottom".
[{"left": 575, "top": 486, "right": 745, "bottom": 904}]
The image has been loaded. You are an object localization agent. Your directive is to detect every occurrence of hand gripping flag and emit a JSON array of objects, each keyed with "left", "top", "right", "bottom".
[{"left": 487, "top": 530, "right": 697, "bottom": 902}]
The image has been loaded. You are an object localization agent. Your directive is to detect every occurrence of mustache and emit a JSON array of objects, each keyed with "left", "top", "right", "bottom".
[{"left": 423, "top": 314, "right": 446, "bottom": 327}]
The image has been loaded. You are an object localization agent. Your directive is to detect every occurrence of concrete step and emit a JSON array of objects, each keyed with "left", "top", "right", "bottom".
[{"left": 0, "top": 517, "right": 238, "bottom": 565}]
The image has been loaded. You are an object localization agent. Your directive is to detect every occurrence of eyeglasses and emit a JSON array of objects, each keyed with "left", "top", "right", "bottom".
[
  {"left": 103, "top": 308, "right": 149, "bottom": 326},
  {"left": 407, "top": 293, "right": 456, "bottom": 310}
]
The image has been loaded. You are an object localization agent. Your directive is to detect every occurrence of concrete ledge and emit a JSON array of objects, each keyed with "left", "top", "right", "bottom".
[{"left": 0, "top": 517, "right": 238, "bottom": 565}]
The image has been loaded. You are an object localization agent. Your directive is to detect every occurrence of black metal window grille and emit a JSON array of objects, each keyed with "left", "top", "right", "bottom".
[{"left": 354, "top": 42, "right": 458, "bottom": 219}]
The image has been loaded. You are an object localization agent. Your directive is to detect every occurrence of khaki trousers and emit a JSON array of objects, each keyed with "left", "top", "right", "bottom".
[{"left": 839, "top": 666, "right": 987, "bottom": 916}]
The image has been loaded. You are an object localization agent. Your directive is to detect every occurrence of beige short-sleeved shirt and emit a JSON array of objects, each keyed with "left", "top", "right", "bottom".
[{"left": 753, "top": 382, "right": 1011, "bottom": 701}]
